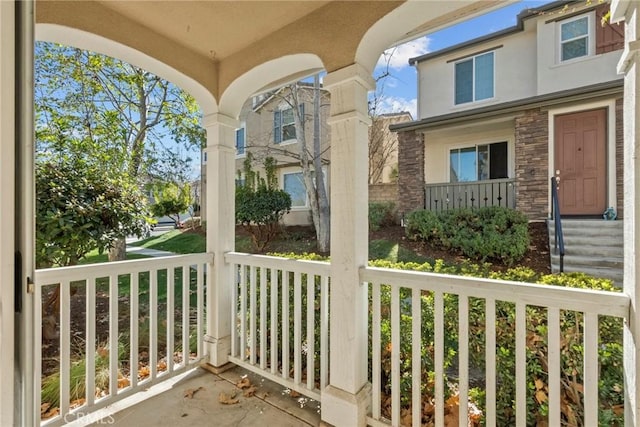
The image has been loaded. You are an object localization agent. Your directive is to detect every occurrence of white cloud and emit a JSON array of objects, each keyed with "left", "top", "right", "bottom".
[
  {"left": 377, "top": 96, "right": 417, "bottom": 120},
  {"left": 376, "top": 36, "right": 431, "bottom": 71}
]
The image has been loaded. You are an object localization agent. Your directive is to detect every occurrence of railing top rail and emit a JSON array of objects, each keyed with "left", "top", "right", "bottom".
[
  {"left": 225, "top": 252, "right": 330, "bottom": 276},
  {"left": 425, "top": 178, "right": 516, "bottom": 188},
  {"left": 361, "top": 266, "right": 629, "bottom": 319},
  {"left": 35, "top": 252, "right": 213, "bottom": 286}
]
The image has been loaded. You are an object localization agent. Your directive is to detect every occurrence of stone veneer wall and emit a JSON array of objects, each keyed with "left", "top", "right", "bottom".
[
  {"left": 369, "top": 183, "right": 398, "bottom": 204},
  {"left": 515, "top": 108, "right": 549, "bottom": 219},
  {"left": 397, "top": 130, "right": 425, "bottom": 215},
  {"left": 616, "top": 97, "right": 624, "bottom": 219}
]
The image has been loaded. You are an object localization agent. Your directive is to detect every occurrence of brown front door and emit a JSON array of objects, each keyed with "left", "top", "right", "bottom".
[{"left": 554, "top": 109, "right": 607, "bottom": 215}]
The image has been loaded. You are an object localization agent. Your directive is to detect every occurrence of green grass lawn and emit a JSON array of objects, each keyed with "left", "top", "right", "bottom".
[
  {"left": 131, "top": 228, "right": 431, "bottom": 265},
  {"left": 130, "top": 229, "right": 205, "bottom": 253}
]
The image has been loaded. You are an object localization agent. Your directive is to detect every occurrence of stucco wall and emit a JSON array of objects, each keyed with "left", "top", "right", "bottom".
[
  {"left": 416, "top": 22, "right": 537, "bottom": 119},
  {"left": 423, "top": 119, "right": 515, "bottom": 183},
  {"left": 536, "top": 9, "right": 622, "bottom": 95}
]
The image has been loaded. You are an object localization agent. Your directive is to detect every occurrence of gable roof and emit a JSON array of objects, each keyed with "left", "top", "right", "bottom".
[{"left": 409, "top": 0, "right": 578, "bottom": 65}]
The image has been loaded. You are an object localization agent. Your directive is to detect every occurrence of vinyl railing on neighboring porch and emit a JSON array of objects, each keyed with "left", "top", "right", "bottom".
[
  {"left": 34, "top": 253, "right": 211, "bottom": 426},
  {"left": 424, "top": 178, "right": 516, "bottom": 212}
]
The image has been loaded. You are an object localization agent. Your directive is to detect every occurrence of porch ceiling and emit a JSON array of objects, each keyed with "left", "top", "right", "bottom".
[{"left": 35, "top": 1, "right": 504, "bottom": 114}]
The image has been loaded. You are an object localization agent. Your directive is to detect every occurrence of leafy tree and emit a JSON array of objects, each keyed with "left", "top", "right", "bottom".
[
  {"left": 236, "top": 154, "right": 291, "bottom": 251},
  {"left": 150, "top": 182, "right": 192, "bottom": 227},
  {"left": 35, "top": 42, "right": 205, "bottom": 260},
  {"left": 35, "top": 157, "right": 150, "bottom": 268}
]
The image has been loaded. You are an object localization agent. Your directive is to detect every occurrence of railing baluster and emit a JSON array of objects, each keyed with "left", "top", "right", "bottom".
[
  {"left": 516, "top": 302, "right": 526, "bottom": 427},
  {"left": 434, "top": 291, "right": 444, "bottom": 427},
  {"left": 306, "top": 274, "right": 315, "bottom": 390},
  {"left": 320, "top": 275, "right": 329, "bottom": 391},
  {"left": 391, "top": 285, "right": 400, "bottom": 426},
  {"left": 548, "top": 307, "right": 561, "bottom": 426},
  {"left": 459, "top": 295, "right": 469, "bottom": 425},
  {"left": 372, "top": 282, "right": 381, "bottom": 420},
  {"left": 411, "top": 287, "right": 421, "bottom": 427},
  {"left": 60, "top": 280, "right": 71, "bottom": 416},
  {"left": 250, "top": 266, "right": 257, "bottom": 365},
  {"left": 240, "top": 265, "right": 247, "bottom": 362},
  {"left": 270, "top": 268, "right": 278, "bottom": 375},
  {"left": 486, "top": 298, "right": 496, "bottom": 426},
  {"left": 130, "top": 273, "right": 139, "bottom": 389},
  {"left": 197, "top": 262, "right": 204, "bottom": 359},
  {"left": 260, "top": 267, "right": 267, "bottom": 370},
  {"left": 167, "top": 267, "right": 175, "bottom": 373},
  {"left": 109, "top": 274, "right": 118, "bottom": 396},
  {"left": 584, "top": 313, "right": 599, "bottom": 426},
  {"left": 294, "top": 272, "right": 302, "bottom": 385},
  {"left": 86, "top": 277, "right": 96, "bottom": 405},
  {"left": 282, "top": 271, "right": 290, "bottom": 380},
  {"left": 150, "top": 270, "right": 158, "bottom": 380},
  {"left": 182, "top": 264, "right": 190, "bottom": 367}
]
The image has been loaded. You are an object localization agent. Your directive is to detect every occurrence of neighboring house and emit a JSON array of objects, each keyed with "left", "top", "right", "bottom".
[
  {"left": 392, "top": 0, "right": 624, "bottom": 221},
  {"left": 369, "top": 112, "right": 412, "bottom": 184},
  {"left": 235, "top": 83, "right": 332, "bottom": 226}
]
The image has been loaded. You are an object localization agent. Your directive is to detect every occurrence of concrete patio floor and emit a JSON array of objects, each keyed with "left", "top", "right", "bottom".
[{"left": 85, "top": 366, "right": 321, "bottom": 427}]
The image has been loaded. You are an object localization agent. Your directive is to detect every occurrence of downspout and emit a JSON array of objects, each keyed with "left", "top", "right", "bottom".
[{"left": 15, "top": 1, "right": 35, "bottom": 424}]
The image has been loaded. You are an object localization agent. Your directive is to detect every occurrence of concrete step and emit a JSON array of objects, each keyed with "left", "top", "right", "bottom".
[
  {"left": 550, "top": 253, "right": 623, "bottom": 269},
  {"left": 548, "top": 235, "right": 623, "bottom": 247},
  {"left": 549, "top": 245, "right": 623, "bottom": 258},
  {"left": 549, "top": 263, "right": 623, "bottom": 285}
]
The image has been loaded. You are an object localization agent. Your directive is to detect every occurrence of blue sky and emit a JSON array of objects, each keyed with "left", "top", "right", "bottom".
[{"left": 373, "top": 0, "right": 554, "bottom": 119}]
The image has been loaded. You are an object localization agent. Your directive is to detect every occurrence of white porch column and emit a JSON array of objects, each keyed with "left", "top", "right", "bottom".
[
  {"left": 612, "top": 1, "right": 640, "bottom": 426},
  {"left": 203, "top": 112, "right": 238, "bottom": 367},
  {"left": 0, "top": 2, "right": 15, "bottom": 426},
  {"left": 322, "top": 63, "right": 374, "bottom": 426}
]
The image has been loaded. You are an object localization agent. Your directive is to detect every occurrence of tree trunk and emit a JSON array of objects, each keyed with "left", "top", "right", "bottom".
[
  {"left": 313, "top": 74, "right": 330, "bottom": 253},
  {"left": 108, "top": 237, "right": 127, "bottom": 261}
]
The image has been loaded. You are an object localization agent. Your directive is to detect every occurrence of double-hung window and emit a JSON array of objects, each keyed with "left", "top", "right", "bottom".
[
  {"left": 454, "top": 51, "right": 494, "bottom": 105},
  {"left": 236, "top": 127, "right": 245, "bottom": 156},
  {"left": 449, "top": 141, "right": 508, "bottom": 182},
  {"left": 283, "top": 172, "right": 307, "bottom": 207},
  {"left": 560, "top": 15, "right": 590, "bottom": 61},
  {"left": 274, "top": 104, "right": 304, "bottom": 143}
]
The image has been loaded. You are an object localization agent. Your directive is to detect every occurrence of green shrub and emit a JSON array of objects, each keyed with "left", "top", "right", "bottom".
[
  {"left": 236, "top": 154, "right": 291, "bottom": 251},
  {"left": 369, "top": 202, "right": 397, "bottom": 231},
  {"left": 406, "top": 206, "right": 530, "bottom": 265}
]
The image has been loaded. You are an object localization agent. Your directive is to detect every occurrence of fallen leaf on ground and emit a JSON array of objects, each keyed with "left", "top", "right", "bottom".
[
  {"left": 184, "top": 386, "right": 204, "bottom": 399},
  {"left": 243, "top": 385, "right": 257, "bottom": 397},
  {"left": 138, "top": 366, "right": 150, "bottom": 379},
  {"left": 219, "top": 391, "right": 239, "bottom": 405},
  {"left": 118, "top": 378, "right": 130, "bottom": 389},
  {"left": 236, "top": 377, "right": 251, "bottom": 389},
  {"left": 289, "top": 390, "right": 301, "bottom": 398},
  {"left": 40, "top": 403, "right": 51, "bottom": 415},
  {"left": 42, "top": 406, "right": 59, "bottom": 420},
  {"left": 70, "top": 398, "right": 86, "bottom": 409}
]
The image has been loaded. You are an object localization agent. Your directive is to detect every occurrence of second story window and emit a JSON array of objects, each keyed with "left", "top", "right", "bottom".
[
  {"left": 560, "top": 15, "right": 590, "bottom": 61},
  {"left": 236, "top": 127, "right": 245, "bottom": 156},
  {"left": 274, "top": 104, "right": 304, "bottom": 143},
  {"left": 454, "top": 51, "right": 494, "bottom": 105}
]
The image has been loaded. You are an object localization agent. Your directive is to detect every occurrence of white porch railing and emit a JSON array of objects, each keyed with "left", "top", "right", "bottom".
[
  {"left": 363, "top": 267, "right": 629, "bottom": 427},
  {"left": 225, "top": 252, "right": 330, "bottom": 401},
  {"left": 34, "top": 253, "right": 212, "bottom": 426}
]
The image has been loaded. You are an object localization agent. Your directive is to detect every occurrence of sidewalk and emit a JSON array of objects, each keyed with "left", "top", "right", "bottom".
[{"left": 126, "top": 245, "right": 176, "bottom": 257}]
